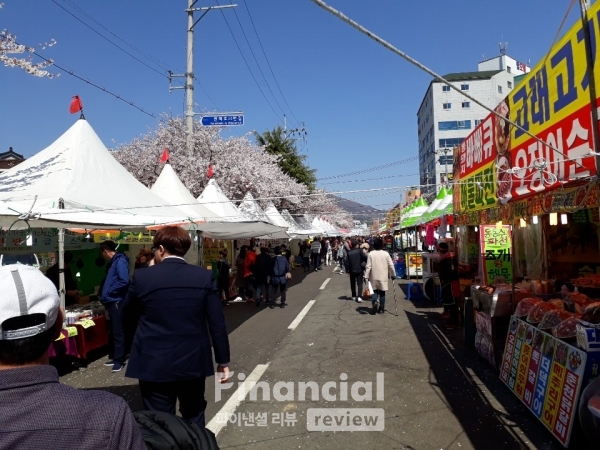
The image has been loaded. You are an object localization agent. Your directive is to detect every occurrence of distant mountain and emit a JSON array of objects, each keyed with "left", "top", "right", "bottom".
[{"left": 334, "top": 196, "right": 383, "bottom": 223}]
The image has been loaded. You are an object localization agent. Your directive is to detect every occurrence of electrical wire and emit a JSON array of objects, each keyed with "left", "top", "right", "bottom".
[
  {"left": 33, "top": 51, "right": 160, "bottom": 119},
  {"left": 50, "top": 0, "right": 168, "bottom": 79},
  {"left": 310, "top": 0, "right": 587, "bottom": 171},
  {"left": 215, "top": 0, "right": 282, "bottom": 121},
  {"left": 227, "top": 1, "right": 286, "bottom": 117},
  {"left": 319, "top": 173, "right": 420, "bottom": 185},
  {"left": 318, "top": 155, "right": 418, "bottom": 180},
  {"left": 241, "top": 0, "right": 300, "bottom": 123},
  {"left": 62, "top": 0, "right": 172, "bottom": 72}
]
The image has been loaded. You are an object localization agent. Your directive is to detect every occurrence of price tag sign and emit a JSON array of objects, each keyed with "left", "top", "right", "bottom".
[
  {"left": 75, "top": 319, "right": 95, "bottom": 329},
  {"left": 55, "top": 332, "right": 66, "bottom": 341},
  {"left": 66, "top": 326, "right": 78, "bottom": 337},
  {"left": 480, "top": 225, "right": 512, "bottom": 284}
]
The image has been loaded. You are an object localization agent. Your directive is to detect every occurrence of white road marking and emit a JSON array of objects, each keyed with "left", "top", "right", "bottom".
[
  {"left": 288, "top": 300, "right": 316, "bottom": 330},
  {"left": 320, "top": 278, "right": 331, "bottom": 290},
  {"left": 207, "top": 363, "right": 270, "bottom": 436}
]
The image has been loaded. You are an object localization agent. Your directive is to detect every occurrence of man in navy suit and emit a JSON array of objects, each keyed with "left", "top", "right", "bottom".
[{"left": 124, "top": 226, "right": 231, "bottom": 427}]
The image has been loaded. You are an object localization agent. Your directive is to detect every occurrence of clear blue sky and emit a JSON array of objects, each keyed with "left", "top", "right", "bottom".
[{"left": 0, "top": 0, "right": 582, "bottom": 215}]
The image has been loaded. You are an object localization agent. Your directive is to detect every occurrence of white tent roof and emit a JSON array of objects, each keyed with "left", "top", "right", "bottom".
[
  {"left": 197, "top": 179, "right": 246, "bottom": 222},
  {"left": 151, "top": 165, "right": 285, "bottom": 239},
  {"left": 0, "top": 119, "right": 186, "bottom": 228},
  {"left": 151, "top": 164, "right": 221, "bottom": 221},
  {"left": 264, "top": 203, "right": 291, "bottom": 229},
  {"left": 239, "top": 193, "right": 270, "bottom": 223}
]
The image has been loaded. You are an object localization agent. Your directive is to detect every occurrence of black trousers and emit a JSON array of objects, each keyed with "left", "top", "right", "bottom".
[
  {"left": 139, "top": 378, "right": 207, "bottom": 428},
  {"left": 349, "top": 273, "right": 364, "bottom": 298},
  {"left": 105, "top": 301, "right": 126, "bottom": 363},
  {"left": 311, "top": 253, "right": 320, "bottom": 270},
  {"left": 441, "top": 282, "right": 458, "bottom": 325},
  {"left": 271, "top": 283, "right": 287, "bottom": 304}
]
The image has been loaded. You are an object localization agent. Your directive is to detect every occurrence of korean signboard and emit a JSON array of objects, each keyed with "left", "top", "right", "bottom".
[
  {"left": 454, "top": 2, "right": 600, "bottom": 213},
  {"left": 0, "top": 229, "right": 97, "bottom": 253},
  {"left": 480, "top": 225, "right": 512, "bottom": 284},
  {"left": 500, "top": 317, "right": 587, "bottom": 447}
]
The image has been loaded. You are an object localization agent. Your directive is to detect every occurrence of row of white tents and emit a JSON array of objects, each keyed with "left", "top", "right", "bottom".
[{"left": 0, "top": 119, "right": 344, "bottom": 305}]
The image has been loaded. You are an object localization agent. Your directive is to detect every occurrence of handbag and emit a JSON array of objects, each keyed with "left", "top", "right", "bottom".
[{"left": 285, "top": 272, "right": 292, "bottom": 280}]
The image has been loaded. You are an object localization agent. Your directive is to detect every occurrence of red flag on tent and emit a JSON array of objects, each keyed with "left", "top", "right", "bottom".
[
  {"left": 207, "top": 164, "right": 214, "bottom": 179},
  {"left": 159, "top": 148, "right": 169, "bottom": 163},
  {"left": 69, "top": 96, "right": 83, "bottom": 114}
]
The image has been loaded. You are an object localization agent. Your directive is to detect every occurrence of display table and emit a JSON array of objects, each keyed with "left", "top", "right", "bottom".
[
  {"left": 49, "top": 329, "right": 79, "bottom": 359},
  {"left": 74, "top": 315, "right": 108, "bottom": 359}
]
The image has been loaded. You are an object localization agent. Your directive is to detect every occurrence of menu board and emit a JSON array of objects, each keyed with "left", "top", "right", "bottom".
[
  {"left": 480, "top": 225, "right": 512, "bottom": 284},
  {"left": 500, "top": 317, "right": 587, "bottom": 447},
  {"left": 405, "top": 252, "right": 422, "bottom": 277}
]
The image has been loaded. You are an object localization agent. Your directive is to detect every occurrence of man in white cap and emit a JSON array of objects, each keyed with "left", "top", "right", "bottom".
[{"left": 0, "top": 264, "right": 145, "bottom": 449}]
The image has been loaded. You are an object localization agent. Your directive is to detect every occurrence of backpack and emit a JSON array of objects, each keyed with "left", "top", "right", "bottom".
[{"left": 134, "top": 410, "right": 220, "bottom": 450}]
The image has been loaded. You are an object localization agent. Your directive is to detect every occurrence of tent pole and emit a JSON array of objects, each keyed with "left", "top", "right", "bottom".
[
  {"left": 198, "top": 231, "right": 204, "bottom": 268},
  {"left": 58, "top": 197, "right": 66, "bottom": 311}
]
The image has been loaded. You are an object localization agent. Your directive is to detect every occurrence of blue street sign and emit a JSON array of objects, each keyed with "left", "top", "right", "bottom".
[{"left": 201, "top": 114, "right": 244, "bottom": 126}]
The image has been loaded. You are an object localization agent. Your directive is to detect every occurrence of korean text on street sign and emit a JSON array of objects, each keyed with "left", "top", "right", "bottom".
[
  {"left": 201, "top": 115, "right": 244, "bottom": 126},
  {"left": 479, "top": 224, "right": 512, "bottom": 284}
]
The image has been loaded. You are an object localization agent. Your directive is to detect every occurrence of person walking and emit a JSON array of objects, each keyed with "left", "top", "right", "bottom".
[
  {"left": 319, "top": 238, "right": 327, "bottom": 269},
  {"left": 243, "top": 246, "right": 257, "bottom": 301},
  {"left": 337, "top": 239, "right": 347, "bottom": 274},
  {"left": 0, "top": 264, "right": 146, "bottom": 449},
  {"left": 364, "top": 238, "right": 396, "bottom": 315},
  {"left": 438, "top": 242, "right": 459, "bottom": 329},
  {"left": 124, "top": 226, "right": 230, "bottom": 428},
  {"left": 99, "top": 240, "right": 130, "bottom": 373},
  {"left": 253, "top": 247, "right": 272, "bottom": 307},
  {"left": 216, "top": 250, "right": 231, "bottom": 305},
  {"left": 310, "top": 238, "right": 322, "bottom": 272},
  {"left": 234, "top": 246, "right": 247, "bottom": 301},
  {"left": 325, "top": 240, "right": 333, "bottom": 266},
  {"left": 300, "top": 241, "right": 311, "bottom": 272},
  {"left": 270, "top": 246, "right": 290, "bottom": 308},
  {"left": 345, "top": 239, "right": 368, "bottom": 302}
]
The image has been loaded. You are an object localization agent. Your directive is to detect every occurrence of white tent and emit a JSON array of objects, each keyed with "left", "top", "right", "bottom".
[
  {"left": 238, "top": 193, "right": 270, "bottom": 223},
  {"left": 295, "top": 214, "right": 319, "bottom": 235},
  {"left": 0, "top": 119, "right": 186, "bottom": 225},
  {"left": 197, "top": 179, "right": 245, "bottom": 222},
  {"left": 264, "top": 203, "right": 291, "bottom": 229},
  {"left": 151, "top": 164, "right": 286, "bottom": 239},
  {"left": 280, "top": 209, "right": 315, "bottom": 237}
]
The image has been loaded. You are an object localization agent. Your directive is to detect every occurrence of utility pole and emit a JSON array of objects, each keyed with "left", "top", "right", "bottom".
[
  {"left": 435, "top": 147, "right": 451, "bottom": 188},
  {"left": 170, "top": 1, "right": 237, "bottom": 153}
]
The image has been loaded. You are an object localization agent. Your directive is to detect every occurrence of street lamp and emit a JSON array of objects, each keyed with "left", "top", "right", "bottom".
[{"left": 435, "top": 148, "right": 452, "bottom": 187}]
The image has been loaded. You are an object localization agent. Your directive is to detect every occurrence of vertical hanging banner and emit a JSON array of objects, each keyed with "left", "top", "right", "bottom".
[
  {"left": 480, "top": 224, "right": 512, "bottom": 284},
  {"left": 500, "top": 317, "right": 587, "bottom": 447}
]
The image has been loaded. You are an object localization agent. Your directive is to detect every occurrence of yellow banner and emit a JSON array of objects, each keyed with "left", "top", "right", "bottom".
[
  {"left": 458, "top": 161, "right": 496, "bottom": 212},
  {"left": 93, "top": 232, "right": 154, "bottom": 244},
  {"left": 510, "top": 1, "right": 600, "bottom": 148}
]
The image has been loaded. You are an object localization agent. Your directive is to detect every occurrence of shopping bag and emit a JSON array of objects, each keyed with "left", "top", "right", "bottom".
[
  {"left": 285, "top": 272, "right": 292, "bottom": 280},
  {"left": 362, "top": 280, "right": 374, "bottom": 300}
]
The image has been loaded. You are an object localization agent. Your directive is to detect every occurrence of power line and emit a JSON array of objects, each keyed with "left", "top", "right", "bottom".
[
  {"left": 318, "top": 156, "right": 418, "bottom": 180},
  {"left": 33, "top": 50, "right": 160, "bottom": 120},
  {"left": 50, "top": 0, "right": 168, "bottom": 79},
  {"left": 310, "top": 0, "right": 587, "bottom": 172},
  {"left": 242, "top": 0, "right": 300, "bottom": 123},
  {"left": 227, "top": 1, "right": 286, "bottom": 117},
  {"left": 320, "top": 173, "right": 420, "bottom": 186},
  {"left": 214, "top": 0, "right": 282, "bottom": 121},
  {"left": 62, "top": 0, "right": 172, "bottom": 72}
]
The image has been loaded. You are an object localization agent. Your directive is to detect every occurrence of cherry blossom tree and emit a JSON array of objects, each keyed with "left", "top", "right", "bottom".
[
  {"left": 0, "top": 4, "right": 58, "bottom": 78},
  {"left": 112, "top": 116, "right": 352, "bottom": 228}
]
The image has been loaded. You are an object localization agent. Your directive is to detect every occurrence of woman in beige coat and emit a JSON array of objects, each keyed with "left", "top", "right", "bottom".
[{"left": 364, "top": 238, "right": 396, "bottom": 314}]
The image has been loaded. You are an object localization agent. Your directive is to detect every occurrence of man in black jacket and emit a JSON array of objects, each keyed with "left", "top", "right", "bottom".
[
  {"left": 124, "top": 226, "right": 230, "bottom": 428},
  {"left": 253, "top": 247, "right": 273, "bottom": 307},
  {"left": 345, "top": 239, "right": 368, "bottom": 303},
  {"left": 438, "top": 242, "right": 459, "bottom": 329}
]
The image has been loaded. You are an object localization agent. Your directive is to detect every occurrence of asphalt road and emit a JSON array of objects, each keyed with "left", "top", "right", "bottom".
[{"left": 60, "top": 264, "right": 591, "bottom": 449}]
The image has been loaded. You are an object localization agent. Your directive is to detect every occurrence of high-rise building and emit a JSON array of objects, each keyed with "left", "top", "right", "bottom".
[{"left": 417, "top": 54, "right": 530, "bottom": 196}]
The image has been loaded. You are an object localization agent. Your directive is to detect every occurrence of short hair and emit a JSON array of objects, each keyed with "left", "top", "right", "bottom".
[
  {"left": 438, "top": 242, "right": 449, "bottom": 251},
  {"left": 373, "top": 238, "right": 384, "bottom": 250},
  {"left": 153, "top": 226, "right": 191, "bottom": 257},
  {"left": 260, "top": 247, "right": 269, "bottom": 254},
  {"left": 0, "top": 315, "right": 56, "bottom": 365},
  {"left": 350, "top": 239, "right": 358, "bottom": 248},
  {"left": 99, "top": 240, "right": 117, "bottom": 252},
  {"left": 273, "top": 246, "right": 282, "bottom": 255}
]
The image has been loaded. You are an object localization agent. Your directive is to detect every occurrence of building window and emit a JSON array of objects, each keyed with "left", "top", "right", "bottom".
[
  {"left": 475, "top": 119, "right": 482, "bottom": 126},
  {"left": 461, "top": 84, "right": 469, "bottom": 91},
  {"left": 443, "top": 103, "right": 451, "bottom": 110},
  {"left": 498, "top": 85, "right": 503, "bottom": 94},
  {"left": 442, "top": 85, "right": 451, "bottom": 92},
  {"left": 439, "top": 137, "right": 465, "bottom": 148},
  {"left": 462, "top": 102, "right": 470, "bottom": 108},
  {"left": 507, "top": 81, "right": 513, "bottom": 88},
  {"left": 438, "top": 120, "right": 472, "bottom": 131},
  {"left": 507, "top": 66, "right": 512, "bottom": 73}
]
